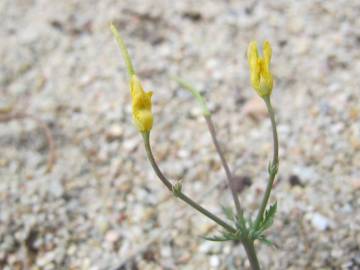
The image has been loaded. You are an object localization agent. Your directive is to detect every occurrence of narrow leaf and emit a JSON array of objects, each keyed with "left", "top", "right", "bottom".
[
  {"left": 201, "top": 231, "right": 232, "bottom": 242},
  {"left": 258, "top": 235, "right": 278, "bottom": 249},
  {"left": 221, "top": 205, "right": 235, "bottom": 221},
  {"left": 110, "top": 24, "right": 136, "bottom": 77}
]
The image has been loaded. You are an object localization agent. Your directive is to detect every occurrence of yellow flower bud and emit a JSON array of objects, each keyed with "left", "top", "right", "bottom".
[
  {"left": 247, "top": 41, "right": 273, "bottom": 97},
  {"left": 130, "top": 75, "right": 153, "bottom": 132}
]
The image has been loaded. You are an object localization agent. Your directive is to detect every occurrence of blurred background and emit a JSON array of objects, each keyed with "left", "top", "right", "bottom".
[{"left": 0, "top": 0, "right": 359, "bottom": 269}]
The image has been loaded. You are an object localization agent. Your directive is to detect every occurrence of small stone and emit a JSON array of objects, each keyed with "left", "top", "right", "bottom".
[
  {"left": 0, "top": 98, "right": 14, "bottom": 113},
  {"left": 189, "top": 106, "right": 203, "bottom": 118},
  {"left": 160, "top": 246, "right": 172, "bottom": 258},
  {"left": 48, "top": 179, "right": 64, "bottom": 198},
  {"left": 351, "top": 178, "right": 360, "bottom": 190},
  {"left": 292, "top": 166, "right": 318, "bottom": 183},
  {"left": 106, "top": 124, "right": 123, "bottom": 141},
  {"left": 177, "top": 149, "right": 190, "bottom": 158},
  {"left": 105, "top": 230, "right": 119, "bottom": 243},
  {"left": 340, "top": 204, "right": 352, "bottom": 213},
  {"left": 294, "top": 38, "right": 309, "bottom": 55},
  {"left": 288, "top": 174, "right": 304, "bottom": 187},
  {"left": 331, "top": 248, "right": 343, "bottom": 258},
  {"left": 231, "top": 175, "right": 252, "bottom": 193},
  {"left": 123, "top": 137, "right": 140, "bottom": 152},
  {"left": 350, "top": 135, "right": 360, "bottom": 151},
  {"left": 67, "top": 245, "right": 77, "bottom": 256},
  {"left": 310, "top": 213, "right": 331, "bottom": 231},
  {"left": 82, "top": 258, "right": 91, "bottom": 269},
  {"left": 37, "top": 251, "right": 56, "bottom": 267},
  {"left": 210, "top": 255, "right": 220, "bottom": 268},
  {"left": 288, "top": 17, "right": 304, "bottom": 34},
  {"left": 241, "top": 96, "right": 267, "bottom": 121},
  {"left": 0, "top": 158, "right": 8, "bottom": 167},
  {"left": 199, "top": 242, "right": 215, "bottom": 254},
  {"left": 96, "top": 216, "right": 109, "bottom": 233},
  {"left": 349, "top": 107, "right": 359, "bottom": 120}
]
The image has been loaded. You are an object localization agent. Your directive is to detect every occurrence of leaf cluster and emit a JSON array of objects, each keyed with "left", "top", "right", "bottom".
[{"left": 203, "top": 203, "right": 278, "bottom": 248}]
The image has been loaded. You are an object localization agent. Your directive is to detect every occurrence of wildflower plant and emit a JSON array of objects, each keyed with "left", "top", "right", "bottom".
[{"left": 111, "top": 24, "right": 279, "bottom": 270}]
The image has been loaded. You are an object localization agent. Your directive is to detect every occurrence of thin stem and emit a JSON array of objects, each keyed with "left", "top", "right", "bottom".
[
  {"left": 173, "top": 78, "right": 242, "bottom": 216},
  {"left": 142, "top": 132, "right": 236, "bottom": 233},
  {"left": 172, "top": 77, "right": 210, "bottom": 116},
  {"left": 110, "top": 24, "right": 136, "bottom": 77},
  {"left": 243, "top": 239, "right": 261, "bottom": 270},
  {"left": 254, "top": 96, "right": 279, "bottom": 228},
  {"left": 176, "top": 193, "right": 236, "bottom": 233},
  {"left": 265, "top": 97, "right": 278, "bottom": 166},
  {"left": 142, "top": 132, "right": 173, "bottom": 191},
  {"left": 205, "top": 115, "right": 243, "bottom": 217}
]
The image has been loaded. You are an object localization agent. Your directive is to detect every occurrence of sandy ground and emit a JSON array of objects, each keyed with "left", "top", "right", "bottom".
[{"left": 0, "top": 0, "right": 359, "bottom": 269}]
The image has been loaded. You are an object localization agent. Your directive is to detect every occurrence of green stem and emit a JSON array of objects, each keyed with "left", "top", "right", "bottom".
[
  {"left": 243, "top": 239, "right": 261, "bottom": 270},
  {"left": 173, "top": 77, "right": 260, "bottom": 269},
  {"left": 174, "top": 78, "right": 243, "bottom": 217},
  {"left": 254, "top": 96, "right": 279, "bottom": 228},
  {"left": 142, "top": 132, "right": 173, "bottom": 191},
  {"left": 176, "top": 193, "right": 236, "bottom": 233},
  {"left": 142, "top": 132, "right": 236, "bottom": 233},
  {"left": 172, "top": 77, "right": 210, "bottom": 116},
  {"left": 265, "top": 97, "right": 278, "bottom": 166},
  {"left": 205, "top": 115, "right": 243, "bottom": 217}
]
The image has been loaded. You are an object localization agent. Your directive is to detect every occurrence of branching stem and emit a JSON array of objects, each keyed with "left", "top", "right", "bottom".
[
  {"left": 142, "top": 132, "right": 236, "bottom": 233},
  {"left": 254, "top": 96, "right": 279, "bottom": 229}
]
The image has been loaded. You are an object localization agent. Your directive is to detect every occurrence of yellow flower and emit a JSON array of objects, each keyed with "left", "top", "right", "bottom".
[
  {"left": 130, "top": 75, "right": 153, "bottom": 132},
  {"left": 247, "top": 41, "right": 273, "bottom": 97},
  {"left": 110, "top": 24, "right": 153, "bottom": 133}
]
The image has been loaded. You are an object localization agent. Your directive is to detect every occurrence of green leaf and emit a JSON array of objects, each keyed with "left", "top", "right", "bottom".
[
  {"left": 258, "top": 236, "right": 273, "bottom": 246},
  {"left": 257, "top": 202, "right": 277, "bottom": 231},
  {"left": 250, "top": 202, "right": 278, "bottom": 241},
  {"left": 257, "top": 235, "right": 278, "bottom": 249},
  {"left": 172, "top": 181, "right": 182, "bottom": 197},
  {"left": 221, "top": 205, "right": 235, "bottom": 221},
  {"left": 235, "top": 214, "right": 247, "bottom": 232},
  {"left": 110, "top": 24, "right": 136, "bottom": 77},
  {"left": 249, "top": 203, "right": 278, "bottom": 245},
  {"left": 202, "top": 230, "right": 242, "bottom": 242},
  {"left": 268, "top": 161, "right": 278, "bottom": 176},
  {"left": 202, "top": 230, "right": 232, "bottom": 242},
  {"left": 202, "top": 234, "right": 232, "bottom": 242},
  {"left": 261, "top": 201, "right": 277, "bottom": 231}
]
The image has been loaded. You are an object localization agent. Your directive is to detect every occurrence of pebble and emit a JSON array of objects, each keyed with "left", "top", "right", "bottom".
[
  {"left": 106, "top": 124, "right": 123, "bottom": 141},
  {"left": 105, "top": 230, "right": 120, "bottom": 244},
  {"left": 160, "top": 246, "right": 172, "bottom": 258},
  {"left": 48, "top": 178, "right": 64, "bottom": 198},
  {"left": 37, "top": 251, "right": 56, "bottom": 267},
  {"left": 240, "top": 96, "right": 268, "bottom": 121},
  {"left": 210, "top": 255, "right": 220, "bottom": 268},
  {"left": 351, "top": 178, "right": 360, "bottom": 190},
  {"left": 96, "top": 216, "right": 110, "bottom": 234},
  {"left": 199, "top": 242, "right": 217, "bottom": 254},
  {"left": 122, "top": 137, "right": 140, "bottom": 152},
  {"left": 292, "top": 166, "right": 318, "bottom": 183},
  {"left": 310, "top": 213, "right": 331, "bottom": 231},
  {"left": 67, "top": 245, "right": 77, "bottom": 256}
]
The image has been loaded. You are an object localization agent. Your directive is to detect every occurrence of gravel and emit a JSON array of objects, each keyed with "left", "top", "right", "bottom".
[{"left": 1, "top": 0, "right": 359, "bottom": 269}]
